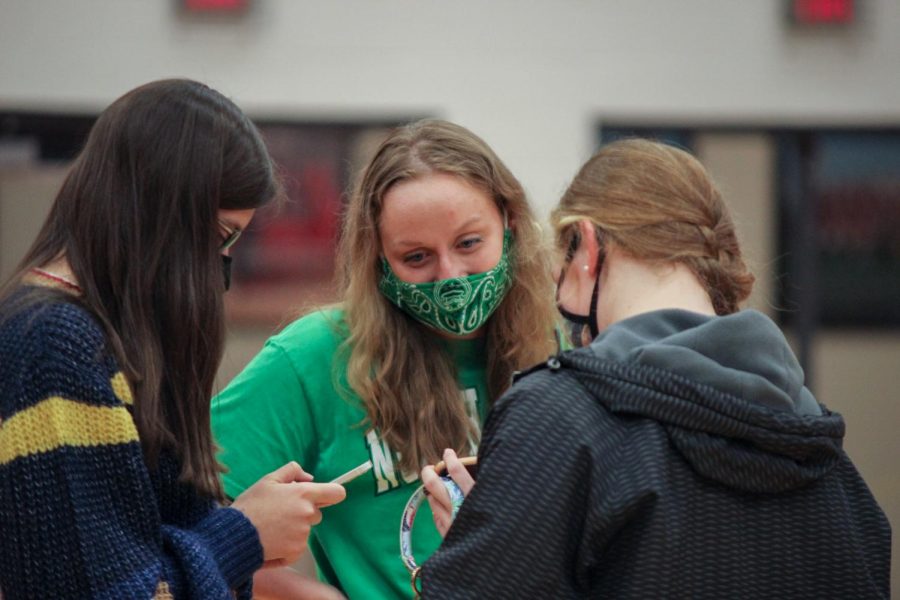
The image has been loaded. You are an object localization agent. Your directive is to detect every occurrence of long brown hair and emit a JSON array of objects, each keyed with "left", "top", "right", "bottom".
[
  {"left": 337, "top": 119, "right": 557, "bottom": 474},
  {"left": 551, "top": 138, "right": 754, "bottom": 315},
  {"left": 0, "top": 79, "right": 277, "bottom": 498}
]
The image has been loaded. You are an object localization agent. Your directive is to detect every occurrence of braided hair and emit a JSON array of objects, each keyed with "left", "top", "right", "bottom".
[{"left": 551, "top": 138, "right": 754, "bottom": 315}]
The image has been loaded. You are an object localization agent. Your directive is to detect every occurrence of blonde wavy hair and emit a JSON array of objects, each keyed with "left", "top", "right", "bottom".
[
  {"left": 336, "top": 119, "right": 557, "bottom": 473},
  {"left": 551, "top": 138, "right": 754, "bottom": 315}
]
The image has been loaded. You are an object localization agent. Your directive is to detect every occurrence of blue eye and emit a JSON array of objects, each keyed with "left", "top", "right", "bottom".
[
  {"left": 459, "top": 237, "right": 482, "bottom": 250},
  {"left": 403, "top": 252, "right": 427, "bottom": 264}
]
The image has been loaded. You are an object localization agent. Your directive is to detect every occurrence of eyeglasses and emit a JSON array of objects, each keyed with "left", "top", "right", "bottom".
[{"left": 218, "top": 220, "right": 243, "bottom": 250}]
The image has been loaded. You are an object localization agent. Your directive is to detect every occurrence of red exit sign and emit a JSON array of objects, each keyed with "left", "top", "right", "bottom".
[
  {"left": 183, "top": 0, "right": 248, "bottom": 12},
  {"left": 790, "top": 0, "right": 855, "bottom": 25}
]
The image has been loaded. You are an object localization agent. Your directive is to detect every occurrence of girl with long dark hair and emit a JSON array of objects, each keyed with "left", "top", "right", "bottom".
[{"left": 0, "top": 79, "right": 345, "bottom": 600}]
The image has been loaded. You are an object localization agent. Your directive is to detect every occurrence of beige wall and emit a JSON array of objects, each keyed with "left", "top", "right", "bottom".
[
  {"left": 3, "top": 1, "right": 900, "bottom": 220},
  {"left": 815, "top": 332, "right": 900, "bottom": 542},
  {"left": 0, "top": 168, "right": 65, "bottom": 282}
]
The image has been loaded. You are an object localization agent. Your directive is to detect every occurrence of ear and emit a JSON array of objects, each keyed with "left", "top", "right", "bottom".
[{"left": 575, "top": 219, "right": 602, "bottom": 277}]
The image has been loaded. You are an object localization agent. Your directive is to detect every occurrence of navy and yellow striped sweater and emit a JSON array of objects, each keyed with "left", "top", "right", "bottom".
[{"left": 0, "top": 291, "right": 263, "bottom": 599}]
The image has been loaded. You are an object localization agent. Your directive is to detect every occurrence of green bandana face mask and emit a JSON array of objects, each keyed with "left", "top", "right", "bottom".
[{"left": 378, "top": 230, "right": 514, "bottom": 336}]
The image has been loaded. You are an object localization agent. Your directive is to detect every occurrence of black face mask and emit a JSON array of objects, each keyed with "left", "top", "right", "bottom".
[
  {"left": 555, "top": 250, "right": 603, "bottom": 348},
  {"left": 221, "top": 254, "right": 233, "bottom": 291}
]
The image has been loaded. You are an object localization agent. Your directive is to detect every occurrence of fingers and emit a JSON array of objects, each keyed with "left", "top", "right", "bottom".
[
  {"left": 232, "top": 466, "right": 342, "bottom": 564},
  {"left": 421, "top": 465, "right": 452, "bottom": 511},
  {"left": 422, "top": 467, "right": 453, "bottom": 537},
  {"left": 425, "top": 493, "right": 452, "bottom": 537},
  {"left": 296, "top": 482, "right": 347, "bottom": 508},
  {"left": 442, "top": 449, "right": 475, "bottom": 495},
  {"left": 268, "top": 461, "right": 314, "bottom": 484}
]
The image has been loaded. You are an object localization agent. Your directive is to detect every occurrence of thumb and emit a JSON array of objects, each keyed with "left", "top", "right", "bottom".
[
  {"left": 268, "top": 461, "right": 313, "bottom": 484},
  {"left": 300, "top": 482, "right": 347, "bottom": 507}
]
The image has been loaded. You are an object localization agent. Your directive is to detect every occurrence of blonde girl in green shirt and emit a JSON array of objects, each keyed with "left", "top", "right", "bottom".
[{"left": 212, "top": 119, "right": 559, "bottom": 599}]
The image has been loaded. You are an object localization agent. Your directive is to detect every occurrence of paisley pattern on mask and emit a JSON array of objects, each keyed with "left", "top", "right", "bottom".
[{"left": 379, "top": 230, "right": 513, "bottom": 336}]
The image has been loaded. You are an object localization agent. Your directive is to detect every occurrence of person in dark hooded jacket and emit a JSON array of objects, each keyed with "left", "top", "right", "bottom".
[{"left": 418, "top": 139, "right": 891, "bottom": 599}]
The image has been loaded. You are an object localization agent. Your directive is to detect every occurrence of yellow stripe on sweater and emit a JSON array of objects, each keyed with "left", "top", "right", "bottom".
[
  {"left": 154, "top": 581, "right": 174, "bottom": 600},
  {"left": 0, "top": 396, "right": 139, "bottom": 465},
  {"left": 110, "top": 372, "right": 134, "bottom": 405}
]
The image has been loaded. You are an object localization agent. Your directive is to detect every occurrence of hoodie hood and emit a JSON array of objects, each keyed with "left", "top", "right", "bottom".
[{"left": 558, "top": 309, "right": 845, "bottom": 494}]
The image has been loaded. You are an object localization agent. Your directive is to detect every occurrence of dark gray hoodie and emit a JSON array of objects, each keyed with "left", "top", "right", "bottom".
[
  {"left": 424, "top": 309, "right": 891, "bottom": 599},
  {"left": 582, "top": 309, "right": 832, "bottom": 494}
]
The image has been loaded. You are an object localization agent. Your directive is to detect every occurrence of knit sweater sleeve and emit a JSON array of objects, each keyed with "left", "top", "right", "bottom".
[{"left": 0, "top": 301, "right": 263, "bottom": 599}]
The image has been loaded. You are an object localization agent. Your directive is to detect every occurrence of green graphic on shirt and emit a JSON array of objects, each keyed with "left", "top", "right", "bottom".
[{"left": 364, "top": 388, "right": 482, "bottom": 496}]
